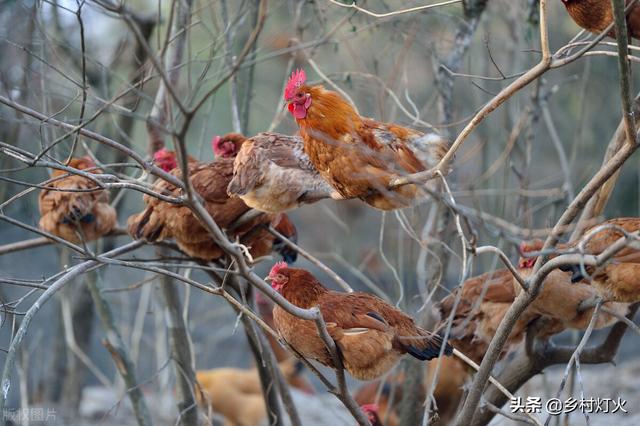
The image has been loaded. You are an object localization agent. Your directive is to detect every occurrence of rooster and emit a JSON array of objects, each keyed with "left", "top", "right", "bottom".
[
  {"left": 520, "top": 219, "right": 640, "bottom": 303},
  {"left": 283, "top": 69, "right": 450, "bottom": 211},
  {"left": 227, "top": 132, "right": 335, "bottom": 213},
  {"left": 266, "top": 262, "right": 452, "bottom": 381},
  {"left": 561, "top": 0, "right": 640, "bottom": 39},
  {"left": 39, "top": 157, "right": 117, "bottom": 243}
]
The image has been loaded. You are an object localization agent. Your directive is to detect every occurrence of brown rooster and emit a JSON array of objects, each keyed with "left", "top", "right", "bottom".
[
  {"left": 561, "top": 0, "right": 640, "bottom": 39},
  {"left": 283, "top": 69, "right": 450, "bottom": 211},
  {"left": 267, "top": 262, "right": 452, "bottom": 381},
  {"left": 39, "top": 157, "right": 116, "bottom": 243},
  {"left": 227, "top": 132, "right": 336, "bottom": 213},
  {"left": 521, "top": 218, "right": 640, "bottom": 303}
]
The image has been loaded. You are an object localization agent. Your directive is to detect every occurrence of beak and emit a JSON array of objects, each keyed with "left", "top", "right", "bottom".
[
  {"left": 264, "top": 276, "right": 272, "bottom": 282},
  {"left": 282, "top": 102, "right": 289, "bottom": 110}
]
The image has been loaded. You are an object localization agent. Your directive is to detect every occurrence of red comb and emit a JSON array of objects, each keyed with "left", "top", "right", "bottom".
[
  {"left": 269, "top": 261, "right": 288, "bottom": 277},
  {"left": 519, "top": 241, "right": 528, "bottom": 255},
  {"left": 361, "top": 404, "right": 379, "bottom": 413},
  {"left": 80, "top": 155, "right": 96, "bottom": 167},
  {"left": 211, "top": 135, "right": 221, "bottom": 148},
  {"left": 153, "top": 148, "right": 168, "bottom": 159},
  {"left": 519, "top": 239, "right": 545, "bottom": 255},
  {"left": 284, "top": 69, "right": 306, "bottom": 101}
]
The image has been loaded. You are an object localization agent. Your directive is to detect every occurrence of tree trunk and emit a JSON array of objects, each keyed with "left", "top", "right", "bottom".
[{"left": 155, "top": 250, "right": 199, "bottom": 426}]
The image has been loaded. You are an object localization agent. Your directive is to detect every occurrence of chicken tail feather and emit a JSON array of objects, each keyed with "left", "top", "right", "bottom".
[
  {"left": 405, "top": 332, "right": 453, "bottom": 361},
  {"left": 127, "top": 208, "right": 165, "bottom": 242},
  {"left": 557, "top": 263, "right": 585, "bottom": 283},
  {"left": 274, "top": 239, "right": 298, "bottom": 263}
]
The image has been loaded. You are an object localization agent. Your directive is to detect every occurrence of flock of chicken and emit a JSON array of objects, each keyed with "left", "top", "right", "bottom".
[{"left": 33, "top": 3, "right": 640, "bottom": 425}]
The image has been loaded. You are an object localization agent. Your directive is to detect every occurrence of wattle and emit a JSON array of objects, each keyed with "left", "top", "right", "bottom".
[{"left": 292, "top": 104, "right": 307, "bottom": 119}]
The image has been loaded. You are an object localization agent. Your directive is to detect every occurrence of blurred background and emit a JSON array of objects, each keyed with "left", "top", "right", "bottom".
[{"left": 0, "top": 0, "right": 639, "bottom": 425}]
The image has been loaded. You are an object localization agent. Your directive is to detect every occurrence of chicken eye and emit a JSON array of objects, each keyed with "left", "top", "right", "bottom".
[{"left": 295, "top": 93, "right": 304, "bottom": 98}]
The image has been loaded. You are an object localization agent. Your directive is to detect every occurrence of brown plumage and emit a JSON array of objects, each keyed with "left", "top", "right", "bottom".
[
  {"left": 520, "top": 218, "right": 640, "bottom": 303},
  {"left": 562, "top": 0, "right": 640, "bottom": 39},
  {"left": 127, "top": 151, "right": 200, "bottom": 242},
  {"left": 267, "top": 263, "right": 452, "bottom": 381},
  {"left": 256, "top": 292, "right": 291, "bottom": 362},
  {"left": 514, "top": 268, "right": 628, "bottom": 331},
  {"left": 254, "top": 292, "right": 315, "bottom": 393},
  {"left": 439, "top": 264, "right": 626, "bottom": 363},
  {"left": 436, "top": 269, "right": 538, "bottom": 363},
  {"left": 424, "top": 357, "right": 468, "bottom": 424},
  {"left": 38, "top": 157, "right": 116, "bottom": 243},
  {"left": 355, "top": 357, "right": 468, "bottom": 426},
  {"left": 283, "top": 69, "right": 449, "bottom": 211},
  {"left": 128, "top": 144, "right": 298, "bottom": 262},
  {"left": 163, "top": 157, "right": 257, "bottom": 260},
  {"left": 196, "top": 358, "right": 307, "bottom": 426},
  {"left": 227, "top": 132, "right": 335, "bottom": 213}
]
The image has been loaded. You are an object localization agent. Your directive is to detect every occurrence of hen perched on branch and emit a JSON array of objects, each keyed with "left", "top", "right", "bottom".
[
  {"left": 437, "top": 262, "right": 628, "bottom": 364},
  {"left": 520, "top": 218, "right": 640, "bottom": 303},
  {"left": 561, "top": 0, "right": 640, "bottom": 39},
  {"left": 127, "top": 148, "right": 200, "bottom": 242},
  {"left": 227, "top": 132, "right": 335, "bottom": 213},
  {"left": 283, "top": 69, "right": 450, "bottom": 211},
  {"left": 128, "top": 138, "right": 298, "bottom": 262},
  {"left": 39, "top": 157, "right": 117, "bottom": 243},
  {"left": 436, "top": 269, "right": 538, "bottom": 363},
  {"left": 513, "top": 267, "right": 628, "bottom": 331},
  {"left": 267, "top": 262, "right": 452, "bottom": 381}
]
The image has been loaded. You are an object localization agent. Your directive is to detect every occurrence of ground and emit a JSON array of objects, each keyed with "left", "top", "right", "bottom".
[{"left": 9, "top": 359, "right": 639, "bottom": 425}]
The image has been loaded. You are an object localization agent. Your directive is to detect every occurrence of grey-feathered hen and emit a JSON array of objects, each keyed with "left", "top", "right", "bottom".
[{"left": 227, "top": 132, "right": 335, "bottom": 213}]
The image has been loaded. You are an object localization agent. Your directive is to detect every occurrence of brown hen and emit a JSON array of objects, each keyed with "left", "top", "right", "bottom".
[
  {"left": 267, "top": 263, "right": 452, "bottom": 381},
  {"left": 128, "top": 138, "right": 298, "bottom": 262},
  {"left": 39, "top": 157, "right": 116, "bottom": 243},
  {"left": 127, "top": 148, "right": 200, "bottom": 242},
  {"left": 521, "top": 218, "right": 640, "bottom": 303},
  {"left": 227, "top": 132, "right": 335, "bottom": 213},
  {"left": 436, "top": 269, "right": 538, "bottom": 363},
  {"left": 562, "top": 0, "right": 640, "bottom": 39},
  {"left": 196, "top": 358, "right": 307, "bottom": 426}
]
